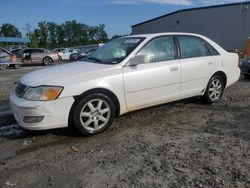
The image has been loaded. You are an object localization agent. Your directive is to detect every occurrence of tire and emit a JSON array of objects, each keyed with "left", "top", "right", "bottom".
[
  {"left": 43, "top": 57, "right": 53, "bottom": 66},
  {"left": 70, "top": 93, "right": 116, "bottom": 136},
  {"left": 14, "top": 64, "right": 21, "bottom": 69},
  {"left": 0, "top": 64, "right": 7, "bottom": 70},
  {"left": 203, "top": 75, "right": 225, "bottom": 104}
]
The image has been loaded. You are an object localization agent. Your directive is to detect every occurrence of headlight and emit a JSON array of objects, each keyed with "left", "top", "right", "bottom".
[{"left": 23, "top": 86, "right": 63, "bottom": 101}]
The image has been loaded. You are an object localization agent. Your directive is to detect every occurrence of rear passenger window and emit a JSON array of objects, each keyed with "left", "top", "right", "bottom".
[
  {"left": 138, "top": 36, "right": 175, "bottom": 63},
  {"left": 204, "top": 42, "right": 219, "bottom": 56},
  {"left": 178, "top": 36, "right": 208, "bottom": 58}
]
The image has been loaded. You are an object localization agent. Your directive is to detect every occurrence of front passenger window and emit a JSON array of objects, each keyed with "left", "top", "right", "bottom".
[{"left": 138, "top": 36, "right": 175, "bottom": 63}]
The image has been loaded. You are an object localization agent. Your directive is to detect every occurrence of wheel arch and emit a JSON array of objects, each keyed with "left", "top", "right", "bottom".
[
  {"left": 73, "top": 88, "right": 120, "bottom": 117},
  {"left": 211, "top": 71, "right": 227, "bottom": 88},
  {"left": 43, "top": 56, "right": 53, "bottom": 62}
]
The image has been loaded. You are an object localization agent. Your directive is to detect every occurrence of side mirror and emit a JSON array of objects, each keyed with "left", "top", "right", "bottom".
[{"left": 129, "top": 54, "right": 151, "bottom": 66}]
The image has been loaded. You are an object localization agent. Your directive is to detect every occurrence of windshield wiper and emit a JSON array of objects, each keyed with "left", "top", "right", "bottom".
[{"left": 85, "top": 57, "right": 103, "bottom": 64}]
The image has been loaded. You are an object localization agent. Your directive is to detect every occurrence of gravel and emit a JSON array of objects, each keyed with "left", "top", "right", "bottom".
[{"left": 0, "top": 65, "right": 249, "bottom": 188}]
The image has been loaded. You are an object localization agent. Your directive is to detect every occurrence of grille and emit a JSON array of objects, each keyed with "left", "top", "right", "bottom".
[{"left": 15, "top": 81, "right": 27, "bottom": 98}]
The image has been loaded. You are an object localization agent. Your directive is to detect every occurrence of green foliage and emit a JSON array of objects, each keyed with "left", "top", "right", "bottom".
[
  {"left": 0, "top": 23, "right": 22, "bottom": 37},
  {"left": 3, "top": 21, "right": 110, "bottom": 48}
]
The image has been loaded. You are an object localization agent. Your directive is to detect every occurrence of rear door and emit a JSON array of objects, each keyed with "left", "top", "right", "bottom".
[
  {"left": 123, "top": 36, "right": 181, "bottom": 109},
  {"left": 177, "top": 36, "right": 217, "bottom": 97},
  {"left": 31, "top": 49, "right": 45, "bottom": 63}
]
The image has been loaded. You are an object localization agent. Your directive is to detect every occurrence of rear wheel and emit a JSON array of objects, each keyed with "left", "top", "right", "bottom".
[
  {"left": 43, "top": 57, "right": 53, "bottom": 66},
  {"left": 70, "top": 93, "right": 116, "bottom": 136},
  {"left": 203, "top": 75, "right": 224, "bottom": 104}
]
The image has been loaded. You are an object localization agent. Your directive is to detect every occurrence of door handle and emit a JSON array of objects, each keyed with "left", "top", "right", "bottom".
[
  {"left": 208, "top": 61, "right": 214, "bottom": 65},
  {"left": 170, "top": 66, "right": 179, "bottom": 71}
]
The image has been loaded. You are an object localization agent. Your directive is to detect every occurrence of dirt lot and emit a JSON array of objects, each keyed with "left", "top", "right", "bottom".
[{"left": 0, "top": 65, "right": 249, "bottom": 188}]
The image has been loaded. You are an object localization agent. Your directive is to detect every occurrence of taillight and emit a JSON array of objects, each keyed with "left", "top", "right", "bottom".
[{"left": 10, "top": 54, "right": 17, "bottom": 62}]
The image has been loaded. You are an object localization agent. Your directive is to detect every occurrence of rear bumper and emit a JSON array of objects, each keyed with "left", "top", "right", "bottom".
[
  {"left": 10, "top": 92, "right": 74, "bottom": 130},
  {"left": 226, "top": 68, "right": 241, "bottom": 88}
]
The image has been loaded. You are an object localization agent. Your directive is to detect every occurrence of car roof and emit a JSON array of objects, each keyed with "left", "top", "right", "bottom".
[{"left": 123, "top": 32, "right": 207, "bottom": 39}]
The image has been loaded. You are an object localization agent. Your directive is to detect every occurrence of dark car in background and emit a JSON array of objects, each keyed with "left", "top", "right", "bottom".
[
  {"left": 240, "top": 57, "right": 250, "bottom": 79},
  {"left": 11, "top": 48, "right": 28, "bottom": 56},
  {"left": 69, "top": 48, "right": 96, "bottom": 61},
  {"left": 20, "top": 48, "right": 59, "bottom": 65}
]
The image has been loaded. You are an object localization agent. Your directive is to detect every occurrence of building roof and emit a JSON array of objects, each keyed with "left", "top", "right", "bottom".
[
  {"left": 132, "top": 1, "right": 250, "bottom": 27},
  {"left": 0, "top": 37, "right": 30, "bottom": 43}
]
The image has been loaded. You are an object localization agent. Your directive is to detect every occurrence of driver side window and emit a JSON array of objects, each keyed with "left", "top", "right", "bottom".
[{"left": 138, "top": 36, "right": 175, "bottom": 63}]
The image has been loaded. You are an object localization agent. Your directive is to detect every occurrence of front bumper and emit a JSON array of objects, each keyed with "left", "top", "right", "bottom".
[{"left": 10, "top": 92, "right": 74, "bottom": 130}]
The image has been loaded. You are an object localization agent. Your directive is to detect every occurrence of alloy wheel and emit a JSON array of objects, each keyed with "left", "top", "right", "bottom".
[
  {"left": 44, "top": 57, "right": 52, "bottom": 65},
  {"left": 79, "top": 99, "right": 111, "bottom": 131},
  {"left": 208, "top": 78, "right": 222, "bottom": 101}
]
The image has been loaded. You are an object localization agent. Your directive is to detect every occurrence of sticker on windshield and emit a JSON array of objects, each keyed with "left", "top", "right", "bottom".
[{"left": 124, "top": 39, "right": 140, "bottom": 44}]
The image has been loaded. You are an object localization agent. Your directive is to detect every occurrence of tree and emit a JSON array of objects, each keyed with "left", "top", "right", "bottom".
[
  {"left": 0, "top": 23, "right": 22, "bottom": 37},
  {"left": 95, "top": 24, "right": 108, "bottom": 43},
  {"left": 63, "top": 20, "right": 90, "bottom": 46},
  {"left": 37, "top": 21, "right": 48, "bottom": 48},
  {"left": 6, "top": 20, "right": 111, "bottom": 48},
  {"left": 23, "top": 23, "right": 33, "bottom": 37},
  {"left": 47, "top": 22, "right": 58, "bottom": 48},
  {"left": 56, "top": 24, "right": 66, "bottom": 47},
  {"left": 29, "top": 30, "right": 39, "bottom": 48}
]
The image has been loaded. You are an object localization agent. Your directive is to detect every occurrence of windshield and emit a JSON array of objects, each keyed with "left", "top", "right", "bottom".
[{"left": 85, "top": 37, "right": 145, "bottom": 64}]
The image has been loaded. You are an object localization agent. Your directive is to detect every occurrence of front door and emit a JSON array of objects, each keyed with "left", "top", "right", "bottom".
[{"left": 123, "top": 36, "right": 181, "bottom": 109}]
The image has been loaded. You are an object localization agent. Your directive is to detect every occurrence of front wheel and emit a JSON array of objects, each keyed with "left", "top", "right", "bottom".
[
  {"left": 203, "top": 75, "right": 225, "bottom": 104},
  {"left": 43, "top": 57, "right": 53, "bottom": 66},
  {"left": 70, "top": 93, "right": 116, "bottom": 136}
]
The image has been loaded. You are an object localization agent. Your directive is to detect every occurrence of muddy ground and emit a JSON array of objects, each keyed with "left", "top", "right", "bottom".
[{"left": 0, "top": 65, "right": 249, "bottom": 188}]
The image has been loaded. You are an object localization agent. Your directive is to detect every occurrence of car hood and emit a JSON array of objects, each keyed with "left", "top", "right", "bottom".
[{"left": 20, "top": 61, "right": 121, "bottom": 86}]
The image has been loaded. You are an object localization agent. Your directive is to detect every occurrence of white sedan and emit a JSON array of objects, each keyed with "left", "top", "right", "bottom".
[
  {"left": 58, "top": 49, "right": 80, "bottom": 60},
  {"left": 10, "top": 33, "right": 240, "bottom": 136}
]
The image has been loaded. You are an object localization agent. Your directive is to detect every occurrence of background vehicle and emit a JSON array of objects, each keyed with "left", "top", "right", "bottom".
[
  {"left": 0, "top": 48, "right": 20, "bottom": 70},
  {"left": 69, "top": 48, "right": 97, "bottom": 61},
  {"left": 11, "top": 33, "right": 240, "bottom": 136},
  {"left": 52, "top": 48, "right": 66, "bottom": 53},
  {"left": 20, "top": 48, "right": 59, "bottom": 65},
  {"left": 240, "top": 57, "right": 250, "bottom": 79},
  {"left": 58, "top": 48, "right": 80, "bottom": 61}
]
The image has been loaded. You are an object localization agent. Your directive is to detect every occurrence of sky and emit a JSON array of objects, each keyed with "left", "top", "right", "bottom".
[{"left": 0, "top": 0, "right": 249, "bottom": 38}]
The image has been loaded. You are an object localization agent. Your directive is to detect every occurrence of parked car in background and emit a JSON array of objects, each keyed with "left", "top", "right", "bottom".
[
  {"left": 52, "top": 48, "right": 66, "bottom": 53},
  {"left": 11, "top": 48, "right": 28, "bottom": 56},
  {"left": 0, "top": 48, "right": 19, "bottom": 70},
  {"left": 11, "top": 33, "right": 240, "bottom": 136},
  {"left": 69, "top": 48, "right": 97, "bottom": 61},
  {"left": 58, "top": 48, "right": 80, "bottom": 60},
  {"left": 240, "top": 57, "right": 250, "bottom": 79},
  {"left": 20, "top": 48, "right": 59, "bottom": 65}
]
